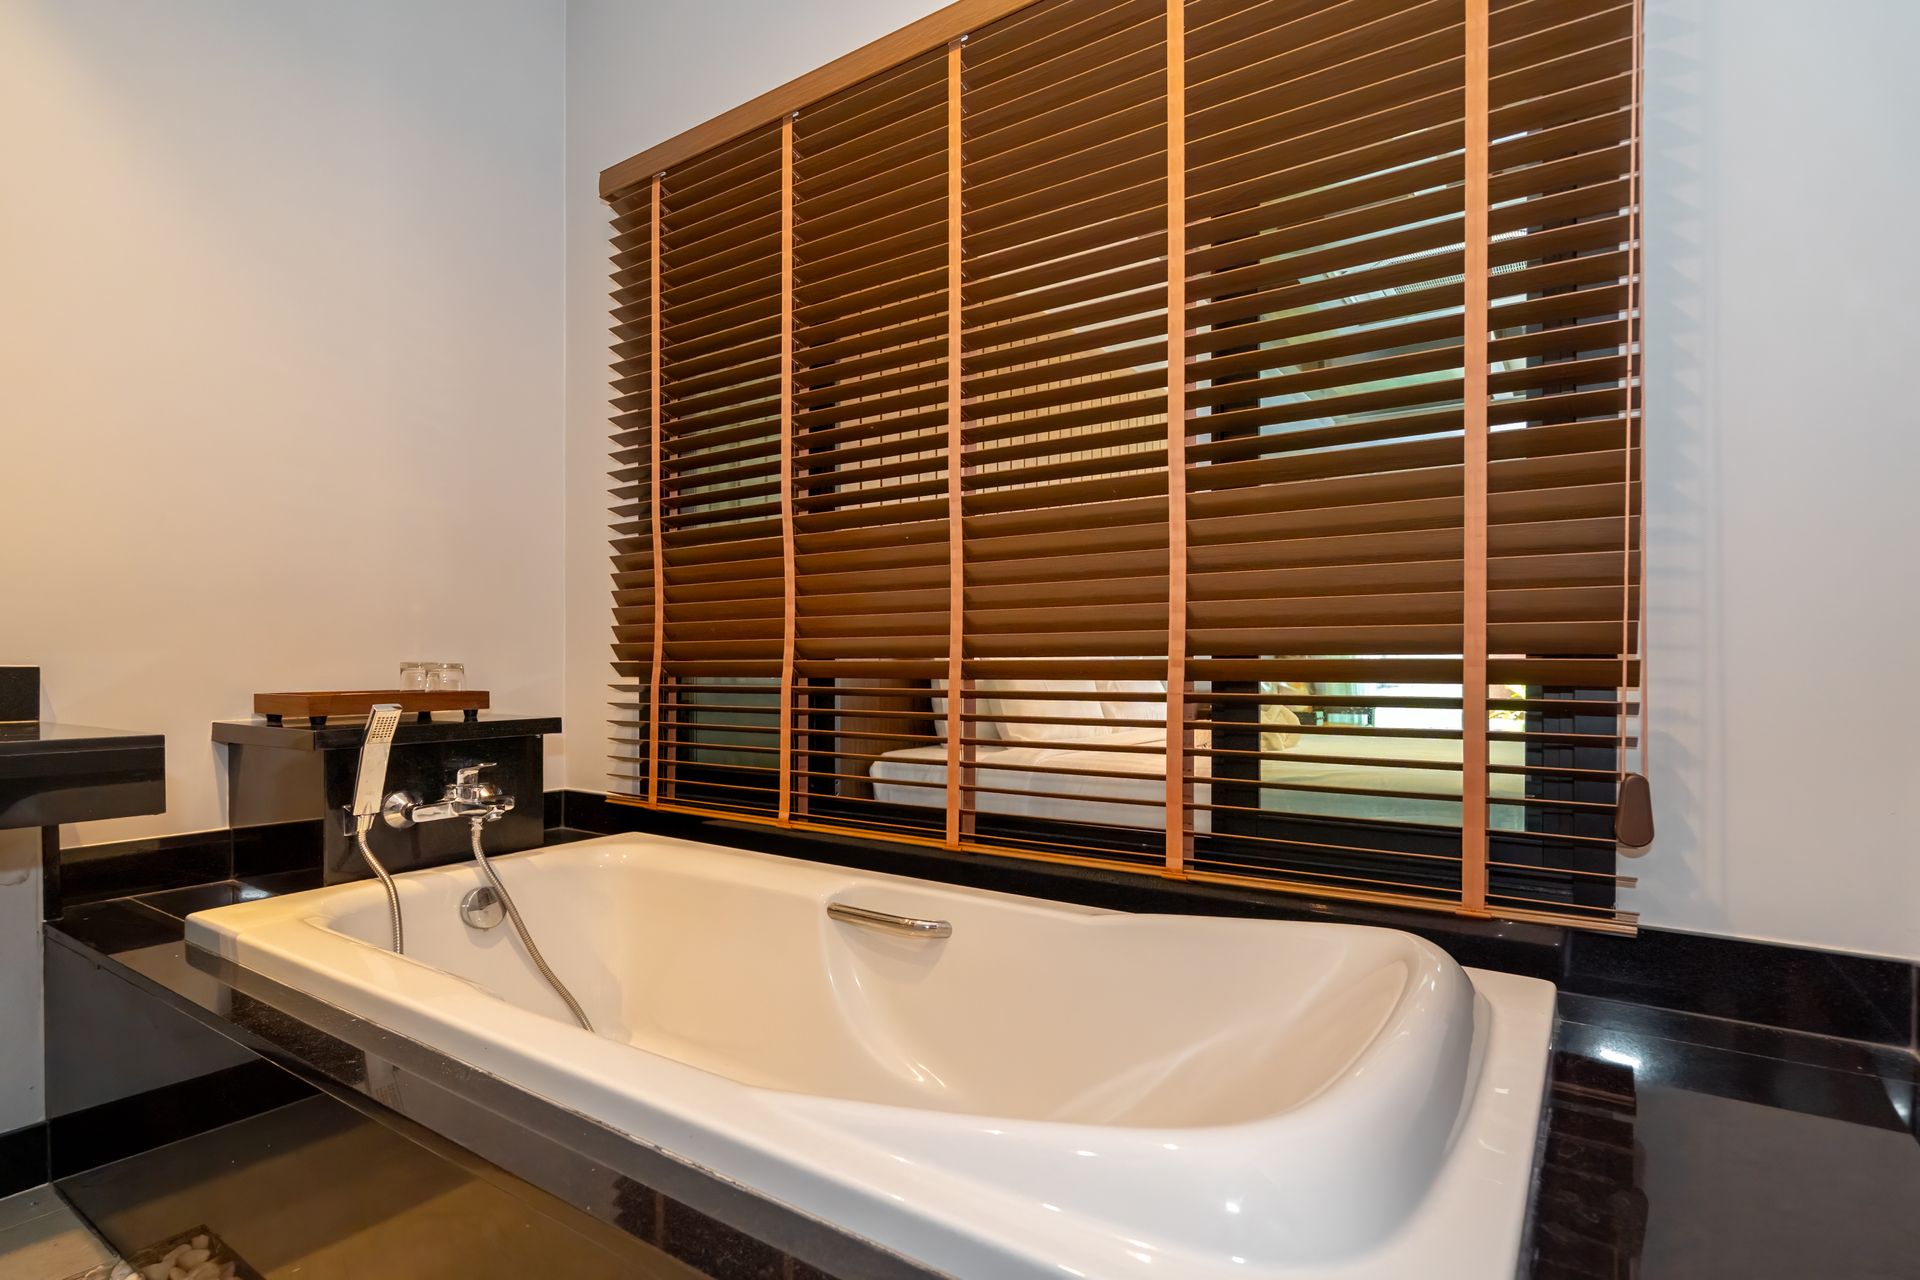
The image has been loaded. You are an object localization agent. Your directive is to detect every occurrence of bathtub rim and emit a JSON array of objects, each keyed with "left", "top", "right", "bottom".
[{"left": 184, "top": 830, "right": 1557, "bottom": 1280}]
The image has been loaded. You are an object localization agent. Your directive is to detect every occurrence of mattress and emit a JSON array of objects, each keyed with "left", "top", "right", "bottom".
[{"left": 869, "top": 734, "right": 1529, "bottom": 832}]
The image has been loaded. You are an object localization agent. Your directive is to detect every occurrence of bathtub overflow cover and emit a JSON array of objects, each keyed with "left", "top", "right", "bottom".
[{"left": 460, "top": 886, "right": 507, "bottom": 930}]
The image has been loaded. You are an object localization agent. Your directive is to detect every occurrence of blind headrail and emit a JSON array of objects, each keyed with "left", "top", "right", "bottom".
[{"left": 598, "top": 0, "right": 1040, "bottom": 201}]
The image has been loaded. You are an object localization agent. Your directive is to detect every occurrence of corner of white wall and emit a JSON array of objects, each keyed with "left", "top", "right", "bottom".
[{"left": 1629, "top": 0, "right": 1920, "bottom": 961}]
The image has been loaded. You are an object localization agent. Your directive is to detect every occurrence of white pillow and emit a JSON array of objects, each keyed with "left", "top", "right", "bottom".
[
  {"left": 1193, "top": 701, "right": 1303, "bottom": 752},
  {"left": 976, "top": 678, "right": 1113, "bottom": 744},
  {"left": 1096, "top": 678, "right": 1167, "bottom": 724},
  {"left": 1093, "top": 681, "right": 1304, "bottom": 753},
  {"left": 1262, "top": 700, "right": 1302, "bottom": 751},
  {"left": 930, "top": 677, "right": 999, "bottom": 744}
]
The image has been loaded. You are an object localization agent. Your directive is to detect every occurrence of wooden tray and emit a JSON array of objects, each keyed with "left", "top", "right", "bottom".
[{"left": 253, "top": 689, "right": 490, "bottom": 727}]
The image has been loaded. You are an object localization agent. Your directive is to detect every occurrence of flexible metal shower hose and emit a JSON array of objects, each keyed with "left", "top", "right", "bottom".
[
  {"left": 355, "top": 822, "right": 405, "bottom": 954},
  {"left": 469, "top": 818, "right": 594, "bottom": 1033}
]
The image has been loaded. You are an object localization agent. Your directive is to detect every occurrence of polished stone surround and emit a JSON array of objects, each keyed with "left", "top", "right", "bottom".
[
  {"left": 23, "top": 812, "right": 1918, "bottom": 1278},
  {"left": 19, "top": 799, "right": 1920, "bottom": 1277}
]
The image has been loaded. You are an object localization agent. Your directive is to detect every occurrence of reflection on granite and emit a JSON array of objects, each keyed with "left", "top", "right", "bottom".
[
  {"left": 62, "top": 1095, "right": 693, "bottom": 1279},
  {"left": 47, "top": 868, "right": 1920, "bottom": 1280},
  {"left": 58, "top": 832, "right": 231, "bottom": 909},
  {"left": 1525, "top": 1052, "right": 1646, "bottom": 1279},
  {"left": 1550, "top": 995, "right": 1920, "bottom": 1279},
  {"left": 48, "top": 824, "right": 330, "bottom": 918}
]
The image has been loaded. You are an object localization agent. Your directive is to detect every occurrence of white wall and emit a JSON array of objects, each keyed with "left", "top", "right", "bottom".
[
  {"left": 0, "top": 0, "right": 566, "bottom": 1131},
  {"left": 1633, "top": 0, "right": 1920, "bottom": 960},
  {"left": 562, "top": 0, "right": 946, "bottom": 807},
  {"left": 1, "top": 0, "right": 568, "bottom": 844}
]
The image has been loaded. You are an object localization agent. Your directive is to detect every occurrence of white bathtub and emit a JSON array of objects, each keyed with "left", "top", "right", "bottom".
[{"left": 185, "top": 832, "right": 1555, "bottom": 1279}]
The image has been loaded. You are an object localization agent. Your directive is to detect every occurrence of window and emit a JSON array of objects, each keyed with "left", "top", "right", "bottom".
[{"left": 605, "top": 0, "right": 1643, "bottom": 931}]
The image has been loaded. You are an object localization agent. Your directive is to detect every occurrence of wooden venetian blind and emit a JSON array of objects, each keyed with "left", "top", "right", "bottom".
[{"left": 605, "top": 0, "right": 1644, "bottom": 931}]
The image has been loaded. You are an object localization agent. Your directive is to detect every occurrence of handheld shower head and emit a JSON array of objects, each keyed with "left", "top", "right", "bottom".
[
  {"left": 352, "top": 703, "right": 404, "bottom": 826},
  {"left": 351, "top": 703, "right": 407, "bottom": 954}
]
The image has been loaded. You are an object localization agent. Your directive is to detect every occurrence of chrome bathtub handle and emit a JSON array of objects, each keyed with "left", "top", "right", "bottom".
[{"left": 827, "top": 902, "right": 953, "bottom": 939}]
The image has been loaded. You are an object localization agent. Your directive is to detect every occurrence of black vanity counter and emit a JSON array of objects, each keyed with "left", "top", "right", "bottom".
[
  {"left": 0, "top": 720, "right": 165, "bottom": 828},
  {"left": 44, "top": 837, "right": 1920, "bottom": 1280}
]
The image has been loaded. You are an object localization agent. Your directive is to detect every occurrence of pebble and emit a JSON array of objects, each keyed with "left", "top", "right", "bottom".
[{"left": 112, "top": 1233, "right": 237, "bottom": 1280}]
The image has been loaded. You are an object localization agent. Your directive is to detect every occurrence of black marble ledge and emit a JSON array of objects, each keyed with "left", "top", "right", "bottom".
[
  {"left": 1556, "top": 997, "right": 1919, "bottom": 1135},
  {"left": 213, "top": 712, "right": 560, "bottom": 752},
  {"left": 56, "top": 829, "right": 232, "bottom": 910},
  {"left": 1563, "top": 925, "right": 1918, "bottom": 1048},
  {"left": 0, "top": 721, "right": 162, "bottom": 758}
]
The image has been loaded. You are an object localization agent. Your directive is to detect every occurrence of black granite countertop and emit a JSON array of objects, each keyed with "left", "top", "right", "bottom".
[
  {"left": 0, "top": 721, "right": 165, "bottom": 828},
  {"left": 46, "top": 856, "right": 1920, "bottom": 1280},
  {"left": 0, "top": 721, "right": 165, "bottom": 756},
  {"left": 212, "top": 712, "right": 561, "bottom": 751}
]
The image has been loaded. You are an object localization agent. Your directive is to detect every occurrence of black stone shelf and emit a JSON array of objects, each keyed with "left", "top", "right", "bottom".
[
  {"left": 0, "top": 665, "right": 38, "bottom": 721},
  {"left": 212, "top": 712, "right": 560, "bottom": 753},
  {"left": 0, "top": 721, "right": 166, "bottom": 829}
]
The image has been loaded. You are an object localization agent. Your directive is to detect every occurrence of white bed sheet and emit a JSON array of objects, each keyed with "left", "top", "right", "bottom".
[{"left": 869, "top": 734, "right": 1528, "bottom": 832}]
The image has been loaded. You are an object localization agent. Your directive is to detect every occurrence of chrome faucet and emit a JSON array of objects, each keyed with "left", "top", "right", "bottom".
[{"left": 382, "top": 763, "right": 514, "bottom": 830}]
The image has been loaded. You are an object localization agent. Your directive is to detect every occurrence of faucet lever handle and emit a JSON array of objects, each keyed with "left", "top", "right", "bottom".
[{"left": 455, "top": 762, "right": 497, "bottom": 788}]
